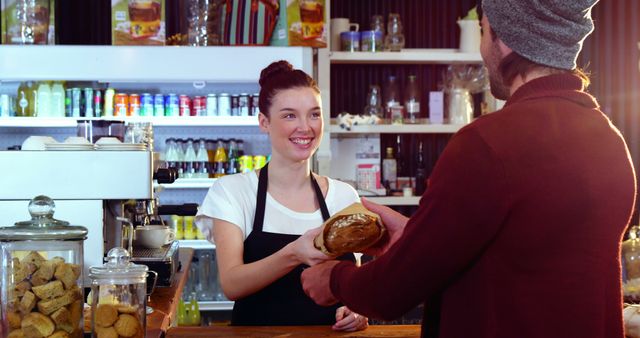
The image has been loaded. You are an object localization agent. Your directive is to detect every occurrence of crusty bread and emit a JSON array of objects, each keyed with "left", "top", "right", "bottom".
[
  {"left": 50, "top": 307, "right": 73, "bottom": 334},
  {"left": 314, "top": 202, "right": 385, "bottom": 256},
  {"left": 20, "top": 291, "right": 37, "bottom": 314},
  {"left": 32, "top": 281, "right": 65, "bottom": 300},
  {"left": 21, "top": 312, "right": 55, "bottom": 338}
]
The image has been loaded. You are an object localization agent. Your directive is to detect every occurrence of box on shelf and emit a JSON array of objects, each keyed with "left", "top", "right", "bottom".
[
  {"left": 112, "top": 0, "right": 165, "bottom": 46},
  {"left": 1, "top": 0, "right": 55, "bottom": 44},
  {"left": 270, "top": 0, "right": 326, "bottom": 48}
]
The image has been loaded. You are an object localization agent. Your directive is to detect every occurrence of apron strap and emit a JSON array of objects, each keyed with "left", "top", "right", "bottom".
[{"left": 253, "top": 163, "right": 330, "bottom": 233}]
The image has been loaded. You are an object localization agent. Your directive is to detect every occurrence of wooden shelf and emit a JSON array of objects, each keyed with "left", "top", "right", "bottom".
[{"left": 329, "top": 48, "right": 483, "bottom": 64}]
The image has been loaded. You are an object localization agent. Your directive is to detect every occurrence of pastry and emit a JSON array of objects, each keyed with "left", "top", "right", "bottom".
[
  {"left": 69, "top": 301, "right": 82, "bottom": 332},
  {"left": 37, "top": 289, "right": 80, "bottom": 315},
  {"left": 31, "top": 262, "right": 55, "bottom": 287},
  {"left": 20, "top": 291, "right": 37, "bottom": 314},
  {"left": 8, "top": 311, "right": 22, "bottom": 329},
  {"left": 13, "top": 281, "right": 32, "bottom": 299},
  {"left": 113, "top": 314, "right": 139, "bottom": 338},
  {"left": 47, "top": 331, "right": 70, "bottom": 338},
  {"left": 95, "top": 304, "right": 119, "bottom": 327},
  {"left": 95, "top": 326, "right": 118, "bottom": 338},
  {"left": 116, "top": 305, "right": 138, "bottom": 314},
  {"left": 8, "top": 329, "right": 25, "bottom": 338},
  {"left": 50, "top": 307, "right": 73, "bottom": 334},
  {"left": 32, "top": 281, "right": 65, "bottom": 300},
  {"left": 12, "top": 258, "right": 28, "bottom": 282},
  {"left": 53, "top": 264, "right": 80, "bottom": 290},
  {"left": 50, "top": 257, "right": 65, "bottom": 270},
  {"left": 314, "top": 202, "right": 385, "bottom": 256},
  {"left": 21, "top": 312, "right": 55, "bottom": 338},
  {"left": 21, "top": 252, "right": 46, "bottom": 269}
]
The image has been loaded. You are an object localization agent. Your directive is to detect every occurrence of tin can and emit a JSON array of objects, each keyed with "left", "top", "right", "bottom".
[
  {"left": 83, "top": 88, "right": 94, "bottom": 117},
  {"left": 179, "top": 95, "right": 191, "bottom": 116},
  {"left": 239, "top": 93, "right": 249, "bottom": 117},
  {"left": 114, "top": 93, "right": 128, "bottom": 117},
  {"left": 93, "top": 90, "right": 103, "bottom": 117},
  {"left": 206, "top": 94, "right": 218, "bottom": 116},
  {"left": 253, "top": 155, "right": 267, "bottom": 170},
  {"left": 239, "top": 155, "right": 254, "bottom": 173},
  {"left": 140, "top": 93, "right": 153, "bottom": 116},
  {"left": 72, "top": 88, "right": 82, "bottom": 117},
  {"left": 0, "top": 94, "right": 10, "bottom": 117},
  {"left": 165, "top": 93, "right": 179, "bottom": 116},
  {"left": 154, "top": 93, "right": 165, "bottom": 116},
  {"left": 129, "top": 93, "right": 141, "bottom": 116},
  {"left": 250, "top": 93, "right": 260, "bottom": 115},
  {"left": 104, "top": 88, "right": 115, "bottom": 117},
  {"left": 218, "top": 93, "right": 231, "bottom": 116},
  {"left": 65, "top": 89, "right": 72, "bottom": 117},
  {"left": 193, "top": 96, "right": 206, "bottom": 116},
  {"left": 231, "top": 94, "right": 240, "bottom": 116}
]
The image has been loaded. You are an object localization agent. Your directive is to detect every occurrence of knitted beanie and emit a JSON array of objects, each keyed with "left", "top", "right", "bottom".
[{"left": 481, "top": 0, "right": 598, "bottom": 70}]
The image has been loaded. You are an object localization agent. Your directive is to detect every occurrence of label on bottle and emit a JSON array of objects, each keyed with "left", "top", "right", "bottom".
[
  {"left": 406, "top": 100, "right": 420, "bottom": 113},
  {"left": 19, "top": 97, "right": 28, "bottom": 109}
]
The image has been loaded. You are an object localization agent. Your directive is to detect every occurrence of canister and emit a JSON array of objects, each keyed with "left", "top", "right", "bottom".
[
  {"left": 360, "top": 30, "right": 383, "bottom": 52},
  {"left": 340, "top": 31, "right": 361, "bottom": 52}
]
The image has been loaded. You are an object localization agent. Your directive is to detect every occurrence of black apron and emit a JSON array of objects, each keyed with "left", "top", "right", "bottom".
[{"left": 231, "top": 163, "right": 355, "bottom": 325}]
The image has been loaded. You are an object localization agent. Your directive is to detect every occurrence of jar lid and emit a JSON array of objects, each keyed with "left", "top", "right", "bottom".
[
  {"left": 89, "top": 247, "right": 149, "bottom": 280},
  {"left": 0, "top": 195, "right": 88, "bottom": 241}
]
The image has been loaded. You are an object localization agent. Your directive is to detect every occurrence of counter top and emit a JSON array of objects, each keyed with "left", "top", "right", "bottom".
[
  {"left": 166, "top": 325, "right": 421, "bottom": 338},
  {"left": 146, "top": 247, "right": 194, "bottom": 338}
]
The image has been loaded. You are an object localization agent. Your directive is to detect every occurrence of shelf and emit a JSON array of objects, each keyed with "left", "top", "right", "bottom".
[
  {"left": 156, "top": 178, "right": 216, "bottom": 190},
  {"left": 329, "top": 122, "right": 464, "bottom": 134},
  {"left": 329, "top": 49, "right": 483, "bottom": 64},
  {"left": 198, "top": 301, "right": 234, "bottom": 311},
  {"left": 177, "top": 240, "right": 215, "bottom": 250},
  {"left": 366, "top": 196, "right": 420, "bottom": 206},
  {"left": 0, "top": 45, "right": 313, "bottom": 82},
  {"left": 0, "top": 116, "right": 259, "bottom": 128}
]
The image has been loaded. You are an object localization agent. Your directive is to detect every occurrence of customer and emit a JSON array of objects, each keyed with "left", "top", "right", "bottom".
[
  {"left": 301, "top": 1, "right": 637, "bottom": 337},
  {"left": 196, "top": 60, "right": 368, "bottom": 331}
]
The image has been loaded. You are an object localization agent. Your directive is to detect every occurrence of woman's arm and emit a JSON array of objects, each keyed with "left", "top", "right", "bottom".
[{"left": 213, "top": 218, "right": 330, "bottom": 300}]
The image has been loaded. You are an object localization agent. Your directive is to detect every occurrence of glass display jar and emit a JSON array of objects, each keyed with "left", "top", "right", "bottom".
[
  {"left": 0, "top": 195, "right": 88, "bottom": 338},
  {"left": 89, "top": 247, "right": 152, "bottom": 338},
  {"left": 623, "top": 225, "right": 640, "bottom": 302}
]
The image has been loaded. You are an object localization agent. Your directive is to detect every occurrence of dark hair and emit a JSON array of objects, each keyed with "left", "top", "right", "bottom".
[
  {"left": 487, "top": 26, "right": 591, "bottom": 88},
  {"left": 258, "top": 60, "right": 319, "bottom": 117}
]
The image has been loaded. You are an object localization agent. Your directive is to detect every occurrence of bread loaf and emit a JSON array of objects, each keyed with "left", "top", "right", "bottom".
[{"left": 314, "top": 202, "right": 385, "bottom": 256}]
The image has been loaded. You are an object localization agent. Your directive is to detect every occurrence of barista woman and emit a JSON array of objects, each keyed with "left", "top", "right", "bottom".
[{"left": 195, "top": 60, "right": 368, "bottom": 331}]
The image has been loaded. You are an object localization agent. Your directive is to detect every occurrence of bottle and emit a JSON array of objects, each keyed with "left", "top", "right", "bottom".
[
  {"left": 183, "top": 138, "right": 197, "bottom": 179},
  {"left": 50, "top": 82, "right": 65, "bottom": 117},
  {"left": 383, "top": 75, "right": 401, "bottom": 121},
  {"left": 405, "top": 75, "right": 420, "bottom": 123},
  {"left": 395, "top": 135, "right": 405, "bottom": 178},
  {"left": 183, "top": 216, "right": 196, "bottom": 240},
  {"left": 195, "top": 138, "right": 209, "bottom": 178},
  {"left": 15, "top": 81, "right": 31, "bottom": 117},
  {"left": 415, "top": 140, "right": 427, "bottom": 195},
  {"left": 36, "top": 81, "right": 51, "bottom": 117},
  {"left": 175, "top": 139, "right": 186, "bottom": 178},
  {"left": 363, "top": 85, "right": 382, "bottom": 116},
  {"left": 226, "top": 139, "right": 239, "bottom": 175},
  {"left": 382, "top": 146, "right": 397, "bottom": 192},
  {"left": 177, "top": 298, "right": 187, "bottom": 326},
  {"left": 104, "top": 88, "right": 115, "bottom": 116},
  {"left": 188, "top": 292, "right": 201, "bottom": 326},
  {"left": 385, "top": 13, "right": 405, "bottom": 51},
  {"left": 213, "top": 139, "right": 228, "bottom": 178}
]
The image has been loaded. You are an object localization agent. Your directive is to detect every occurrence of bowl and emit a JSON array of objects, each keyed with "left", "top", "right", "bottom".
[
  {"left": 21, "top": 136, "right": 57, "bottom": 150},
  {"left": 96, "top": 137, "right": 123, "bottom": 145},
  {"left": 64, "top": 136, "right": 92, "bottom": 145}
]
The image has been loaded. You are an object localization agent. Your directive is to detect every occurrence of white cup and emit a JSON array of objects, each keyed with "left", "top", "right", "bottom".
[
  {"left": 457, "top": 19, "right": 481, "bottom": 53},
  {"left": 331, "top": 18, "right": 359, "bottom": 51},
  {"left": 134, "top": 225, "right": 175, "bottom": 249}
]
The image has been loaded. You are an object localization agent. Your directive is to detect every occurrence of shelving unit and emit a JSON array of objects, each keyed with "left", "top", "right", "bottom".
[
  {"left": 329, "top": 121, "right": 464, "bottom": 135},
  {"left": 177, "top": 240, "right": 215, "bottom": 250},
  {"left": 0, "top": 116, "right": 259, "bottom": 128},
  {"left": 199, "top": 301, "right": 234, "bottom": 311},
  {"left": 329, "top": 49, "right": 482, "bottom": 64}
]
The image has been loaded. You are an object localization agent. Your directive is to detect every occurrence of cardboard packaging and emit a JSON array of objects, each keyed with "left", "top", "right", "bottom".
[
  {"left": 112, "top": 0, "right": 165, "bottom": 45},
  {"left": 270, "top": 0, "right": 326, "bottom": 48}
]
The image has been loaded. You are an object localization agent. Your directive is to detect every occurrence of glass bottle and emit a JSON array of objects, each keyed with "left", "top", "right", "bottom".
[
  {"left": 177, "top": 299, "right": 187, "bottom": 326},
  {"left": 370, "top": 14, "right": 385, "bottom": 41},
  {"left": 197, "top": 252, "right": 215, "bottom": 301},
  {"left": 415, "top": 140, "right": 427, "bottom": 195},
  {"left": 623, "top": 225, "right": 640, "bottom": 302},
  {"left": 5, "top": 0, "right": 50, "bottom": 44},
  {"left": 405, "top": 75, "right": 421, "bottom": 123},
  {"left": 183, "top": 138, "right": 197, "bottom": 179},
  {"left": 226, "top": 139, "right": 239, "bottom": 175},
  {"left": 363, "top": 85, "right": 382, "bottom": 117},
  {"left": 15, "top": 81, "right": 31, "bottom": 117},
  {"left": 213, "top": 139, "right": 228, "bottom": 178},
  {"left": 36, "top": 81, "right": 51, "bottom": 117},
  {"left": 175, "top": 139, "right": 186, "bottom": 178},
  {"left": 382, "top": 147, "right": 397, "bottom": 192},
  {"left": 50, "top": 81, "right": 66, "bottom": 117},
  {"left": 383, "top": 75, "right": 401, "bottom": 121},
  {"left": 385, "top": 13, "right": 405, "bottom": 51},
  {"left": 195, "top": 138, "right": 209, "bottom": 178},
  {"left": 188, "top": 292, "right": 201, "bottom": 326},
  {"left": 395, "top": 135, "right": 405, "bottom": 178}
]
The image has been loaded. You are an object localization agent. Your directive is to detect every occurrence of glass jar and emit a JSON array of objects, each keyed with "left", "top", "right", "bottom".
[
  {"left": 0, "top": 196, "right": 88, "bottom": 338},
  {"left": 89, "top": 247, "right": 152, "bottom": 338},
  {"left": 623, "top": 225, "right": 640, "bottom": 302},
  {"left": 384, "top": 13, "right": 405, "bottom": 51},
  {"left": 4, "top": 0, "right": 51, "bottom": 44}
]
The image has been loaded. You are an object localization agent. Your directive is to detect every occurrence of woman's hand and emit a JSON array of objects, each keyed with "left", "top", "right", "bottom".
[
  {"left": 361, "top": 198, "right": 409, "bottom": 257},
  {"left": 286, "top": 226, "right": 332, "bottom": 266},
  {"left": 332, "top": 306, "right": 369, "bottom": 332}
]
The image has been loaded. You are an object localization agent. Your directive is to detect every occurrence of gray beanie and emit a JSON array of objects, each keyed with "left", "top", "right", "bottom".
[{"left": 482, "top": 0, "right": 598, "bottom": 70}]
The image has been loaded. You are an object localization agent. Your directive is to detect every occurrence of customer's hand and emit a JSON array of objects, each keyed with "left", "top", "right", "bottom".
[
  {"left": 361, "top": 197, "right": 409, "bottom": 257},
  {"left": 301, "top": 260, "right": 341, "bottom": 306},
  {"left": 287, "top": 226, "right": 331, "bottom": 266},
  {"left": 333, "top": 306, "right": 369, "bottom": 332}
]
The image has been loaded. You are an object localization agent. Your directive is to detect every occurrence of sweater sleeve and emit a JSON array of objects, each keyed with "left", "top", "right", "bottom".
[{"left": 330, "top": 127, "right": 510, "bottom": 320}]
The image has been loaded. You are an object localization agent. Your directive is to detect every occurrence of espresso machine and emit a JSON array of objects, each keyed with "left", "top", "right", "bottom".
[{"left": 0, "top": 150, "right": 179, "bottom": 286}]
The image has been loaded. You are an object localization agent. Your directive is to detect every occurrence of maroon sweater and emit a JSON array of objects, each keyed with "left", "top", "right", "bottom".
[{"left": 331, "top": 74, "right": 637, "bottom": 338}]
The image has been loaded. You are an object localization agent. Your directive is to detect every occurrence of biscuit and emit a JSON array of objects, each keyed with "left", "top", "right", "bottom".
[
  {"left": 8, "top": 311, "right": 22, "bottom": 329},
  {"left": 20, "top": 291, "right": 37, "bottom": 314},
  {"left": 47, "top": 331, "right": 70, "bottom": 338},
  {"left": 50, "top": 257, "right": 65, "bottom": 270},
  {"left": 32, "top": 281, "right": 65, "bottom": 300},
  {"left": 21, "top": 252, "right": 46, "bottom": 269},
  {"left": 113, "top": 314, "right": 139, "bottom": 337},
  {"left": 53, "top": 264, "right": 79, "bottom": 290},
  {"left": 95, "top": 326, "right": 118, "bottom": 338},
  {"left": 116, "top": 305, "right": 138, "bottom": 314},
  {"left": 21, "top": 312, "right": 55, "bottom": 338},
  {"left": 95, "top": 304, "right": 119, "bottom": 327},
  {"left": 31, "top": 262, "right": 55, "bottom": 287},
  {"left": 7, "top": 329, "right": 25, "bottom": 338},
  {"left": 12, "top": 258, "right": 28, "bottom": 282},
  {"left": 37, "top": 289, "right": 79, "bottom": 315},
  {"left": 13, "top": 281, "right": 32, "bottom": 299},
  {"left": 68, "top": 301, "right": 82, "bottom": 332},
  {"left": 50, "top": 307, "right": 73, "bottom": 334}
]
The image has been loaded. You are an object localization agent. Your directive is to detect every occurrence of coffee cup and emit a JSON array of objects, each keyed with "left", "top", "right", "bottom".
[
  {"left": 134, "top": 225, "right": 175, "bottom": 248},
  {"left": 331, "top": 18, "right": 359, "bottom": 51}
]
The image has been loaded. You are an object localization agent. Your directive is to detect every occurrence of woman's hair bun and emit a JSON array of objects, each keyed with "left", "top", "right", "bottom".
[{"left": 259, "top": 60, "right": 293, "bottom": 87}]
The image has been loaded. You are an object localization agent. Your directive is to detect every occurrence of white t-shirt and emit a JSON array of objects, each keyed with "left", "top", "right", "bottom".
[{"left": 195, "top": 171, "right": 360, "bottom": 243}]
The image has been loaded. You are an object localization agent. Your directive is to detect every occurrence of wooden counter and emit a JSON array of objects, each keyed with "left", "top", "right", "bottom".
[
  {"left": 166, "top": 325, "right": 421, "bottom": 338},
  {"left": 146, "top": 247, "right": 194, "bottom": 338}
]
